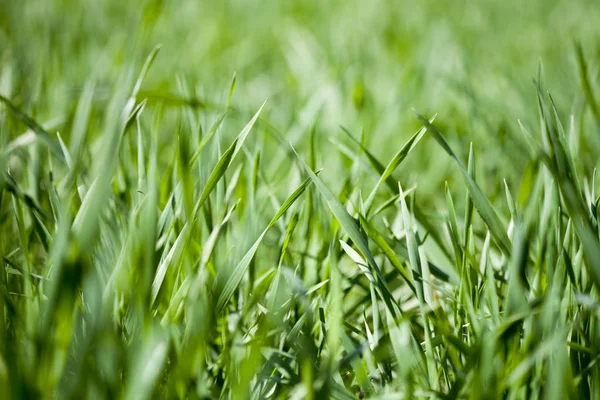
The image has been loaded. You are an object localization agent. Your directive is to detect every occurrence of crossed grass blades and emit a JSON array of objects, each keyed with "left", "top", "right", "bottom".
[{"left": 3, "top": 22, "right": 600, "bottom": 400}]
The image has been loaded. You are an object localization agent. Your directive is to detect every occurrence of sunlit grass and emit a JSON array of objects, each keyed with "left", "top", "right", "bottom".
[{"left": 2, "top": 0, "right": 600, "bottom": 398}]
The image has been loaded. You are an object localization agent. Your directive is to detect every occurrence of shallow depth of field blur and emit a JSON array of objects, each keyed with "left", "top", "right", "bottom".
[{"left": 2, "top": 0, "right": 600, "bottom": 398}]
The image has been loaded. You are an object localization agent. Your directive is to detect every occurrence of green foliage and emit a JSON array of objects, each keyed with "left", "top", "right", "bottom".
[{"left": 2, "top": 0, "right": 600, "bottom": 398}]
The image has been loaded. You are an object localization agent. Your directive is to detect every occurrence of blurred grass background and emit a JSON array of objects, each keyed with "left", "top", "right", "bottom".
[
  {"left": 3, "top": 0, "right": 600, "bottom": 195},
  {"left": 2, "top": 0, "right": 600, "bottom": 398}
]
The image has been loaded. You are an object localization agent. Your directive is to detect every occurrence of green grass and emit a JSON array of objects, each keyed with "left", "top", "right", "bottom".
[{"left": 2, "top": 0, "right": 600, "bottom": 398}]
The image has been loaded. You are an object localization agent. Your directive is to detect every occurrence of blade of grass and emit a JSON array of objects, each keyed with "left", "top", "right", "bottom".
[
  {"left": 293, "top": 145, "right": 400, "bottom": 318},
  {"left": 415, "top": 112, "right": 511, "bottom": 256},
  {"left": 215, "top": 175, "right": 314, "bottom": 312}
]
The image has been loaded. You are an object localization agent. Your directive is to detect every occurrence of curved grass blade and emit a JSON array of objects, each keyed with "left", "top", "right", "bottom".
[
  {"left": 340, "top": 125, "right": 453, "bottom": 262},
  {"left": 359, "top": 215, "right": 416, "bottom": 295},
  {"left": 415, "top": 111, "right": 511, "bottom": 256},
  {"left": 189, "top": 112, "right": 227, "bottom": 166},
  {"left": 0, "top": 95, "right": 66, "bottom": 164},
  {"left": 292, "top": 145, "right": 400, "bottom": 318},
  {"left": 215, "top": 175, "right": 314, "bottom": 312},
  {"left": 132, "top": 44, "right": 161, "bottom": 99},
  {"left": 364, "top": 118, "right": 432, "bottom": 213},
  {"left": 192, "top": 100, "right": 267, "bottom": 219},
  {"left": 151, "top": 222, "right": 191, "bottom": 305}
]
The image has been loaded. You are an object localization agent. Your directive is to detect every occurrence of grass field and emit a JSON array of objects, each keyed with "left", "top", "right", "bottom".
[{"left": 2, "top": 0, "right": 600, "bottom": 398}]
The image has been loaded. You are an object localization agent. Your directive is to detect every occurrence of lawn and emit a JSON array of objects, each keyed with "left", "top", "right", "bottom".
[{"left": 2, "top": 0, "right": 600, "bottom": 398}]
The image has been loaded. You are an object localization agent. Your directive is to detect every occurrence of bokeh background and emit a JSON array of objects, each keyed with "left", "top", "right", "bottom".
[{"left": 3, "top": 0, "right": 600, "bottom": 201}]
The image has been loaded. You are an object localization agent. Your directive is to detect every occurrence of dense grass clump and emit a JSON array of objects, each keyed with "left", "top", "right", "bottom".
[{"left": 3, "top": 0, "right": 600, "bottom": 398}]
